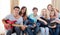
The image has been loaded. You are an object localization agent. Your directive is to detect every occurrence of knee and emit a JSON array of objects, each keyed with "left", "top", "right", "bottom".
[
  {"left": 40, "top": 27, "right": 45, "bottom": 32},
  {"left": 26, "top": 27, "right": 31, "bottom": 30},
  {"left": 14, "top": 27, "right": 21, "bottom": 32},
  {"left": 45, "top": 27, "right": 49, "bottom": 30}
]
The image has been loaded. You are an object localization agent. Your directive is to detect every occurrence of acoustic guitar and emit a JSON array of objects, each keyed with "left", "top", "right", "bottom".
[{"left": 4, "top": 19, "right": 16, "bottom": 30}]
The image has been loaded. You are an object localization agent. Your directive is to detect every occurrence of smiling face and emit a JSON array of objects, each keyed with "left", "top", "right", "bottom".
[
  {"left": 33, "top": 7, "right": 38, "bottom": 16},
  {"left": 50, "top": 10, "right": 55, "bottom": 17},
  {"left": 13, "top": 8, "right": 20, "bottom": 15},
  {"left": 47, "top": 4, "right": 53, "bottom": 11},
  {"left": 13, "top": 8, "right": 20, "bottom": 14},
  {"left": 42, "top": 9, "right": 47, "bottom": 16},
  {"left": 33, "top": 9, "right": 38, "bottom": 15},
  {"left": 13, "top": 8, "right": 20, "bottom": 17},
  {"left": 21, "top": 8, "right": 27, "bottom": 14}
]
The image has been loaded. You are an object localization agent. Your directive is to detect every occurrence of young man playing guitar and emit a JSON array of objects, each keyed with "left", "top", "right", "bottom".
[{"left": 2, "top": 6, "right": 26, "bottom": 35}]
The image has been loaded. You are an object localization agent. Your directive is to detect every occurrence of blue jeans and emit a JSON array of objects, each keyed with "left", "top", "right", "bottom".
[
  {"left": 40, "top": 27, "right": 49, "bottom": 35},
  {"left": 33, "top": 22, "right": 40, "bottom": 35},
  {"left": 24, "top": 26, "right": 39, "bottom": 35},
  {"left": 33, "top": 26, "right": 40, "bottom": 35},
  {"left": 58, "top": 25, "right": 60, "bottom": 35},
  {"left": 49, "top": 26, "right": 60, "bottom": 35},
  {"left": 24, "top": 27, "right": 34, "bottom": 35},
  {"left": 23, "top": 20, "right": 40, "bottom": 35},
  {"left": 23, "top": 20, "right": 33, "bottom": 35},
  {"left": 6, "top": 27, "right": 21, "bottom": 35},
  {"left": 6, "top": 29, "right": 12, "bottom": 35},
  {"left": 14, "top": 27, "right": 21, "bottom": 35},
  {"left": 23, "top": 25, "right": 40, "bottom": 35}
]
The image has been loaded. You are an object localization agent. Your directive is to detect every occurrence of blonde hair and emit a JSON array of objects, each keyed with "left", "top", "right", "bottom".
[{"left": 41, "top": 8, "right": 50, "bottom": 19}]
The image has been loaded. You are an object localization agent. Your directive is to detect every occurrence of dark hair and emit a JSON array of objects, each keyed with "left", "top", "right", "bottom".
[
  {"left": 47, "top": 4, "right": 53, "bottom": 8},
  {"left": 19, "top": 6, "right": 27, "bottom": 17},
  {"left": 33, "top": 7, "right": 38, "bottom": 11},
  {"left": 13, "top": 6, "right": 20, "bottom": 9}
]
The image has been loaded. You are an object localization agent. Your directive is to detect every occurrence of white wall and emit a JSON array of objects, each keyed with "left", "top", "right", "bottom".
[
  {"left": 0, "top": 0, "right": 10, "bottom": 33},
  {"left": 19, "top": 0, "right": 52, "bottom": 16}
]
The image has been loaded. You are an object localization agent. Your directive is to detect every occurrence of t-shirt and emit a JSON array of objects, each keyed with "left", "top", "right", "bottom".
[
  {"left": 5, "top": 14, "right": 23, "bottom": 25},
  {"left": 28, "top": 14, "right": 38, "bottom": 23},
  {"left": 37, "top": 17, "right": 50, "bottom": 27},
  {"left": 49, "top": 18, "right": 60, "bottom": 28}
]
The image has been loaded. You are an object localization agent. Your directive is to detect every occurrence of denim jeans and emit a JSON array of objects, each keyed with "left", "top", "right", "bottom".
[
  {"left": 23, "top": 20, "right": 34, "bottom": 35},
  {"left": 22, "top": 25, "right": 39, "bottom": 35},
  {"left": 23, "top": 20, "right": 40, "bottom": 35},
  {"left": 6, "top": 29, "right": 13, "bottom": 35},
  {"left": 58, "top": 24, "right": 60, "bottom": 35},
  {"left": 33, "top": 26, "right": 40, "bottom": 35},
  {"left": 24, "top": 26, "right": 39, "bottom": 35},
  {"left": 49, "top": 25, "right": 60, "bottom": 35},
  {"left": 14, "top": 27, "right": 21, "bottom": 35},
  {"left": 40, "top": 27, "right": 49, "bottom": 35},
  {"left": 33, "top": 22, "right": 40, "bottom": 35},
  {"left": 6, "top": 27, "right": 21, "bottom": 35},
  {"left": 22, "top": 27, "right": 34, "bottom": 35}
]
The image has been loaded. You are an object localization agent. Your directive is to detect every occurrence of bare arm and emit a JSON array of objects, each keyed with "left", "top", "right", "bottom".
[
  {"left": 12, "top": 24, "right": 23, "bottom": 27},
  {"left": 54, "top": 8, "right": 59, "bottom": 18},
  {"left": 56, "top": 20, "right": 60, "bottom": 24},
  {"left": 2, "top": 18, "right": 7, "bottom": 24},
  {"left": 37, "top": 17, "right": 47, "bottom": 25},
  {"left": 51, "top": 19, "right": 60, "bottom": 24}
]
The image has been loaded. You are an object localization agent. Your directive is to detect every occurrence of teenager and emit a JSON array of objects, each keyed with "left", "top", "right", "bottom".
[
  {"left": 26, "top": 7, "right": 39, "bottom": 35},
  {"left": 54, "top": 9, "right": 60, "bottom": 35},
  {"left": 19, "top": 6, "right": 34, "bottom": 35},
  {"left": 37, "top": 9, "right": 50, "bottom": 35},
  {"left": 49, "top": 10, "right": 60, "bottom": 35},
  {"left": 47, "top": 4, "right": 53, "bottom": 12},
  {"left": 2, "top": 6, "right": 24, "bottom": 35},
  {"left": 19, "top": 6, "right": 27, "bottom": 17}
]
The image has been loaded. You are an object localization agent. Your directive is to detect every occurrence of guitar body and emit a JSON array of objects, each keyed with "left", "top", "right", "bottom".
[
  {"left": 4, "top": 24, "right": 12, "bottom": 30},
  {"left": 4, "top": 19, "right": 16, "bottom": 30}
]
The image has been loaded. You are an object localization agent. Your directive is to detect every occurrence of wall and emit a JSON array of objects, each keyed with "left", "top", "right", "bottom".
[
  {"left": 52, "top": 0, "right": 60, "bottom": 11},
  {"left": 11, "top": 0, "right": 19, "bottom": 13}
]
